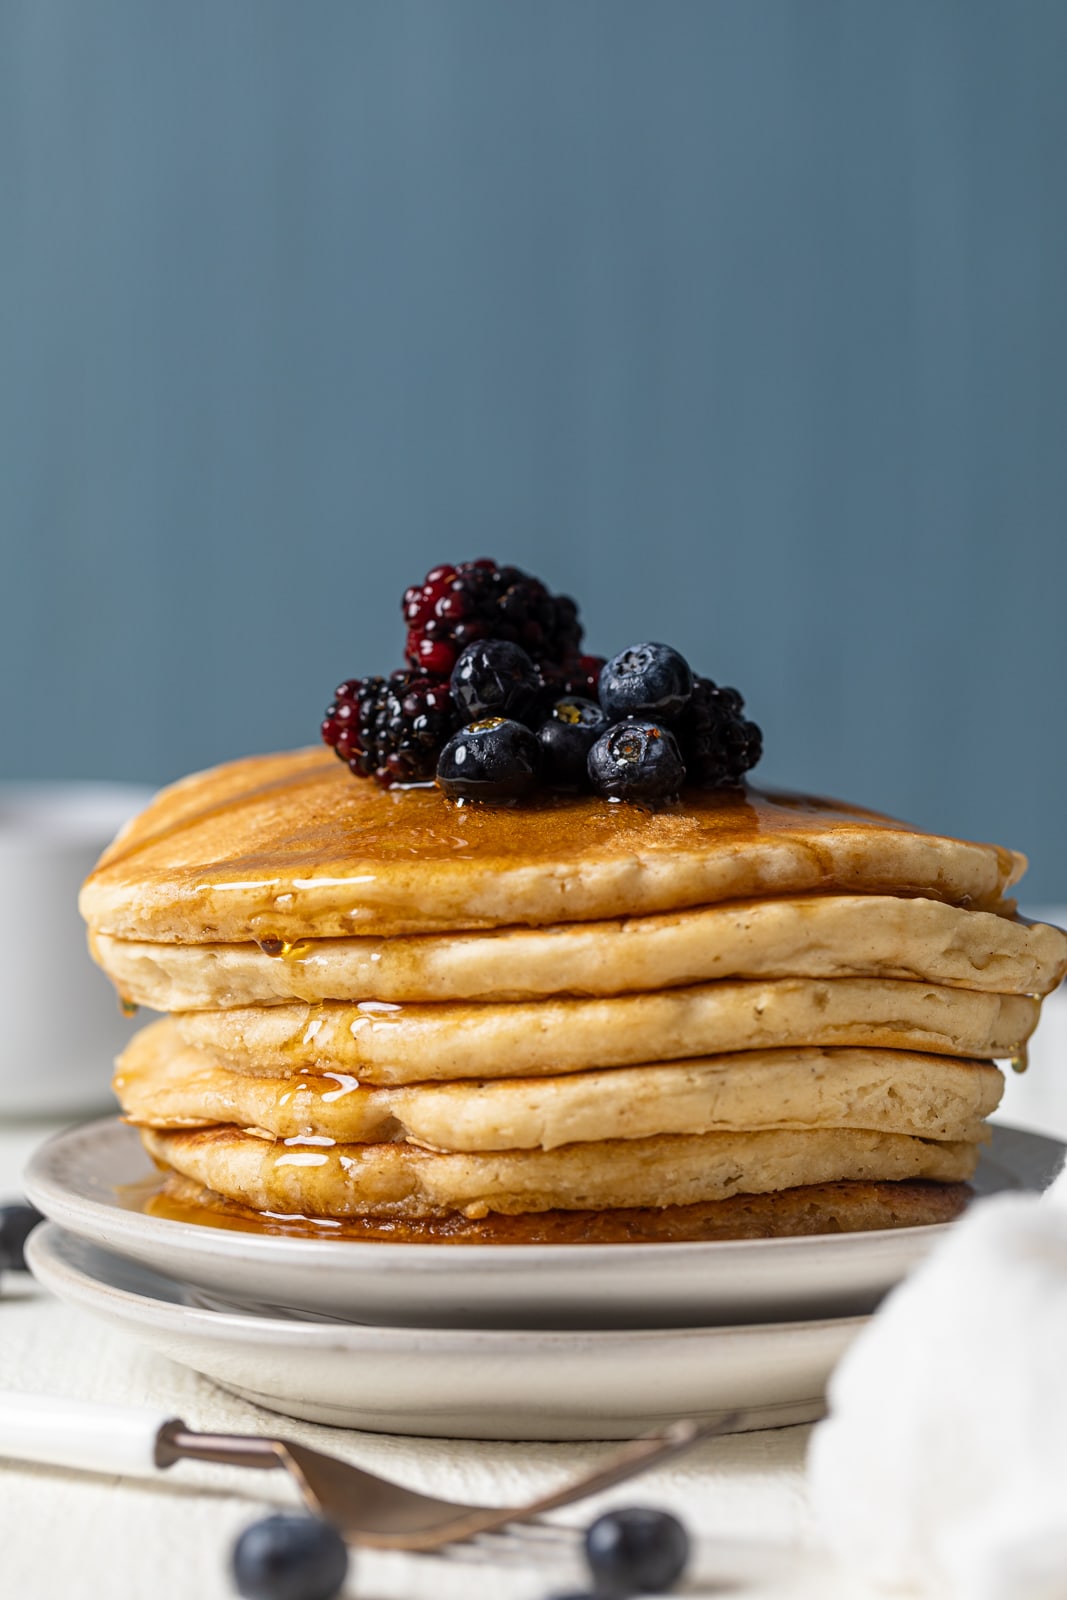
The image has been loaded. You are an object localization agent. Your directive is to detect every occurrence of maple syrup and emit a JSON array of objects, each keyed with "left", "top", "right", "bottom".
[
  {"left": 256, "top": 938, "right": 312, "bottom": 960},
  {"left": 129, "top": 1172, "right": 974, "bottom": 1244},
  {"left": 81, "top": 747, "right": 1023, "bottom": 945}
]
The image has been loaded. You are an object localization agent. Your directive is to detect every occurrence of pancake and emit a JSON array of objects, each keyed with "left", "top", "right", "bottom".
[
  {"left": 89, "top": 896, "right": 1067, "bottom": 1010},
  {"left": 141, "top": 1123, "right": 981, "bottom": 1218},
  {"left": 116, "top": 1018, "right": 1004, "bottom": 1151},
  {"left": 153, "top": 1169, "right": 974, "bottom": 1242},
  {"left": 80, "top": 748, "right": 1024, "bottom": 943},
  {"left": 173, "top": 978, "right": 1037, "bottom": 1083}
]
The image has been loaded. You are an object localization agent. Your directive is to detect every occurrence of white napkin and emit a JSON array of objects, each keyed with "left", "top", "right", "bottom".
[{"left": 808, "top": 1159, "right": 1067, "bottom": 1598}]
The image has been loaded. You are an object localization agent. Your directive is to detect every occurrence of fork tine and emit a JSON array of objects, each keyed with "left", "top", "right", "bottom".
[
  {"left": 441, "top": 1527, "right": 576, "bottom": 1566},
  {"left": 497, "top": 1518, "right": 577, "bottom": 1541},
  {"left": 439, "top": 1539, "right": 524, "bottom": 1566},
  {"left": 373, "top": 1412, "right": 746, "bottom": 1553},
  {"left": 476, "top": 1522, "right": 577, "bottom": 1549}
]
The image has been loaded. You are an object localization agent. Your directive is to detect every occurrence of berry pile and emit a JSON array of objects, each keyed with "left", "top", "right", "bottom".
[{"left": 321, "top": 561, "right": 762, "bottom": 804}]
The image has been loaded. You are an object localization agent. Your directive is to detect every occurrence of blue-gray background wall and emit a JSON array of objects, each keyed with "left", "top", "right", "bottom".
[{"left": 3, "top": 1, "right": 1066, "bottom": 893}]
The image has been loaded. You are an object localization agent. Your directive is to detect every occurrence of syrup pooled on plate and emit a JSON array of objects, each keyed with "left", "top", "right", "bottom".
[{"left": 129, "top": 1173, "right": 974, "bottom": 1246}]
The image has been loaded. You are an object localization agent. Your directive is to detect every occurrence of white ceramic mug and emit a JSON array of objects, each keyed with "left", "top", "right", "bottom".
[{"left": 0, "top": 783, "right": 155, "bottom": 1118}]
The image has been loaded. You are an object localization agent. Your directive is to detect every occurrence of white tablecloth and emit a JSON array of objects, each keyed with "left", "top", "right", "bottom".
[{"left": 3, "top": 988, "right": 1066, "bottom": 1600}]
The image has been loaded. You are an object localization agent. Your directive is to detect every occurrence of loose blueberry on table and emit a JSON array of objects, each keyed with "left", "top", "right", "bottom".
[
  {"left": 583, "top": 1505, "right": 690, "bottom": 1596},
  {"left": 322, "top": 558, "right": 761, "bottom": 804},
  {"left": 0, "top": 1202, "right": 44, "bottom": 1274},
  {"left": 231, "top": 1513, "right": 348, "bottom": 1600}
]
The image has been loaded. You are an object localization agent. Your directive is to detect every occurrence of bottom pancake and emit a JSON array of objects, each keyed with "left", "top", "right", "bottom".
[
  {"left": 153, "top": 1169, "right": 973, "bottom": 1241},
  {"left": 141, "top": 1123, "right": 980, "bottom": 1220}
]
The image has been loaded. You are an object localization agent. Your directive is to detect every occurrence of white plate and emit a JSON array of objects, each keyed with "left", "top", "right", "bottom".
[
  {"left": 25, "top": 1119, "right": 1063, "bottom": 1330},
  {"left": 27, "top": 1224, "right": 867, "bottom": 1440}
]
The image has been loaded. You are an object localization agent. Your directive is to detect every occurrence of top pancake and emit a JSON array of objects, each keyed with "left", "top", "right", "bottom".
[{"left": 80, "top": 748, "right": 1025, "bottom": 943}]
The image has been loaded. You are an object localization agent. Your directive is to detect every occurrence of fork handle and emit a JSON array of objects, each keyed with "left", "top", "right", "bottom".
[{"left": 0, "top": 1392, "right": 179, "bottom": 1477}]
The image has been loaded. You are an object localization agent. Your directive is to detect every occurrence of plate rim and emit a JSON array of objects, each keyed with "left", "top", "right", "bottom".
[
  {"left": 31, "top": 1115, "right": 1060, "bottom": 1273},
  {"left": 27, "top": 1222, "right": 871, "bottom": 1352}
]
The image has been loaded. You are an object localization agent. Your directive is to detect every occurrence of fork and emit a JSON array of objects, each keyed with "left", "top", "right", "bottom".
[{"left": 0, "top": 1392, "right": 739, "bottom": 1551}]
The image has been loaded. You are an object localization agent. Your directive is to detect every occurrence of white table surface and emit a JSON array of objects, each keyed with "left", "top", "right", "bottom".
[{"left": 3, "top": 985, "right": 1065, "bottom": 1600}]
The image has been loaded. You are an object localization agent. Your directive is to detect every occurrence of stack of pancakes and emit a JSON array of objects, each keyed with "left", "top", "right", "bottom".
[{"left": 81, "top": 749, "right": 1067, "bottom": 1242}]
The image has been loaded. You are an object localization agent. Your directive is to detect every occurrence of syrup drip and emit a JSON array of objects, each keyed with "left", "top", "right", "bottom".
[
  {"left": 349, "top": 1000, "right": 403, "bottom": 1036},
  {"left": 256, "top": 937, "right": 312, "bottom": 961},
  {"left": 1010, "top": 998, "right": 1041, "bottom": 1073}
]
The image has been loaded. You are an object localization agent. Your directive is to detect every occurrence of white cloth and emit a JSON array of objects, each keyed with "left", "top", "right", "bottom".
[{"left": 809, "top": 1159, "right": 1067, "bottom": 1598}]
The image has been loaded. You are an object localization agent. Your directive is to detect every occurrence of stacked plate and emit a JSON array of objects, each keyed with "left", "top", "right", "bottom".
[{"left": 25, "top": 1117, "right": 1064, "bottom": 1441}]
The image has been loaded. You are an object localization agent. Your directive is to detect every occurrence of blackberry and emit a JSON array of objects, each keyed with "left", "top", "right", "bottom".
[
  {"left": 599, "top": 642, "right": 694, "bottom": 724},
  {"left": 676, "top": 676, "right": 762, "bottom": 788},
  {"left": 587, "top": 720, "right": 686, "bottom": 803},
  {"left": 403, "top": 560, "right": 584, "bottom": 677},
  {"left": 321, "top": 673, "right": 460, "bottom": 787},
  {"left": 436, "top": 718, "right": 541, "bottom": 801},
  {"left": 451, "top": 640, "right": 543, "bottom": 724},
  {"left": 538, "top": 653, "right": 607, "bottom": 702}
]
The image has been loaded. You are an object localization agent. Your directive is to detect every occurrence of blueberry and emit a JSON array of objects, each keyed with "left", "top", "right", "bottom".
[
  {"left": 450, "top": 639, "right": 543, "bottom": 725},
  {"left": 587, "top": 720, "right": 685, "bottom": 803},
  {"left": 598, "top": 644, "right": 694, "bottom": 724},
  {"left": 231, "top": 1513, "right": 348, "bottom": 1600},
  {"left": 584, "top": 1506, "right": 690, "bottom": 1595},
  {"left": 538, "top": 697, "right": 609, "bottom": 789},
  {"left": 0, "top": 1203, "right": 44, "bottom": 1272},
  {"left": 437, "top": 718, "right": 541, "bottom": 801}
]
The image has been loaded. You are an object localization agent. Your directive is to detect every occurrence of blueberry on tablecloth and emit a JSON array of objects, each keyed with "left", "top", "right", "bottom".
[
  {"left": 584, "top": 1505, "right": 690, "bottom": 1595},
  {"left": 0, "top": 1203, "right": 44, "bottom": 1273},
  {"left": 231, "top": 1513, "right": 348, "bottom": 1600}
]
